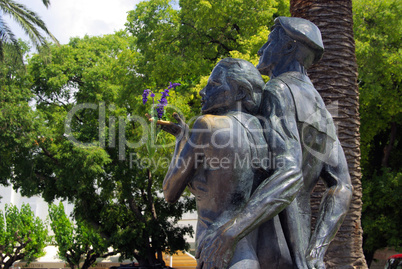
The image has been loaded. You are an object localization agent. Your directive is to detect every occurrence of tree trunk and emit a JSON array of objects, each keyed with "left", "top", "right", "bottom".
[{"left": 290, "top": 0, "right": 368, "bottom": 268}]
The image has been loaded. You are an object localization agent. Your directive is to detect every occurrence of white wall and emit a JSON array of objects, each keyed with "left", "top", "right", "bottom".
[{"left": 0, "top": 185, "right": 74, "bottom": 221}]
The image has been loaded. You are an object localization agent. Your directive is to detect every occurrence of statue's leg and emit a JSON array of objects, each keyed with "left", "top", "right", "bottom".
[
  {"left": 279, "top": 191, "right": 311, "bottom": 269},
  {"left": 229, "top": 229, "right": 260, "bottom": 269},
  {"left": 306, "top": 141, "right": 353, "bottom": 268}
]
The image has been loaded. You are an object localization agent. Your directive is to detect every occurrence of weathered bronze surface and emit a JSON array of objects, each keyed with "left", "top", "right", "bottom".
[
  {"left": 161, "top": 17, "right": 353, "bottom": 269},
  {"left": 255, "top": 17, "right": 353, "bottom": 269}
]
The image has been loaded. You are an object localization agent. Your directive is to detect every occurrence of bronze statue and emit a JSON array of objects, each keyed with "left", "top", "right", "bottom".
[
  {"left": 194, "top": 17, "right": 353, "bottom": 269},
  {"left": 160, "top": 58, "right": 285, "bottom": 268}
]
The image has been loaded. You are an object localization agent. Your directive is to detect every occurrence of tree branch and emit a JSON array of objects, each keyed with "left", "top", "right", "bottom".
[
  {"left": 146, "top": 169, "right": 157, "bottom": 220},
  {"left": 127, "top": 196, "right": 146, "bottom": 223},
  {"left": 99, "top": 250, "right": 118, "bottom": 258},
  {"left": 38, "top": 143, "right": 59, "bottom": 165}
]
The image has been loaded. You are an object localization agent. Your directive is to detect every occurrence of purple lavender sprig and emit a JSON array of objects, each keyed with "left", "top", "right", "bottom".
[
  {"left": 142, "top": 82, "right": 180, "bottom": 119},
  {"left": 157, "top": 88, "right": 169, "bottom": 118},
  {"left": 168, "top": 82, "right": 181, "bottom": 90},
  {"left": 142, "top": 89, "right": 151, "bottom": 105}
]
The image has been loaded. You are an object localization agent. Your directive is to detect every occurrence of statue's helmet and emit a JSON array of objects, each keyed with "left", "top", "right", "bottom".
[{"left": 275, "top": 16, "right": 324, "bottom": 65}]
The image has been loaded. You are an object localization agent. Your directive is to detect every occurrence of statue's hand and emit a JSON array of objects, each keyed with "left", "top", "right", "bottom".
[
  {"left": 195, "top": 222, "right": 237, "bottom": 269},
  {"left": 146, "top": 112, "right": 188, "bottom": 138},
  {"left": 306, "top": 258, "right": 325, "bottom": 269},
  {"left": 306, "top": 246, "right": 326, "bottom": 269}
]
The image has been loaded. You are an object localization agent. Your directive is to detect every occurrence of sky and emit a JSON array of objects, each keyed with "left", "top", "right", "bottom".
[{"left": 9, "top": 0, "right": 143, "bottom": 45}]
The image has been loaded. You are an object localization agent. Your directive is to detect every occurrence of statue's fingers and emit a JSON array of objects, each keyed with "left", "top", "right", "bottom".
[
  {"left": 203, "top": 251, "right": 214, "bottom": 267},
  {"left": 173, "top": 112, "right": 185, "bottom": 125},
  {"left": 316, "top": 261, "right": 326, "bottom": 269},
  {"left": 196, "top": 260, "right": 204, "bottom": 269},
  {"left": 156, "top": 119, "right": 172, "bottom": 126},
  {"left": 145, "top": 113, "right": 153, "bottom": 121},
  {"left": 205, "top": 261, "right": 216, "bottom": 269},
  {"left": 195, "top": 241, "right": 205, "bottom": 259},
  {"left": 199, "top": 261, "right": 212, "bottom": 269},
  {"left": 222, "top": 254, "right": 232, "bottom": 269}
]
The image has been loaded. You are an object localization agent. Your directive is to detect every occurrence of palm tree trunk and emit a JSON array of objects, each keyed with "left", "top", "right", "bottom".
[{"left": 290, "top": 0, "right": 367, "bottom": 268}]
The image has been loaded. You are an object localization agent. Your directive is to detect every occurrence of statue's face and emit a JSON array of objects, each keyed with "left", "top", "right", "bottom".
[
  {"left": 199, "top": 65, "right": 236, "bottom": 114},
  {"left": 257, "top": 27, "right": 284, "bottom": 77}
]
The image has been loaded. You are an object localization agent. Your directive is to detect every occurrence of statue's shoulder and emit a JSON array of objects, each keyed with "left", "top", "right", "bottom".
[
  {"left": 231, "top": 111, "right": 263, "bottom": 129},
  {"left": 263, "top": 75, "right": 290, "bottom": 96},
  {"left": 275, "top": 72, "right": 338, "bottom": 140},
  {"left": 195, "top": 113, "right": 260, "bottom": 131},
  {"left": 193, "top": 114, "right": 232, "bottom": 130},
  {"left": 261, "top": 75, "right": 296, "bottom": 115},
  {"left": 275, "top": 72, "right": 316, "bottom": 95}
]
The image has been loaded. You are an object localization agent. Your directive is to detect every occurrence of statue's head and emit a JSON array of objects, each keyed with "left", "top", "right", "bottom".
[
  {"left": 200, "top": 58, "right": 265, "bottom": 115},
  {"left": 257, "top": 17, "right": 324, "bottom": 77}
]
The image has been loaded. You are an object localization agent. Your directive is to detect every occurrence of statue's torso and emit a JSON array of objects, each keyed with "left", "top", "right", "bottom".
[
  {"left": 188, "top": 112, "right": 268, "bottom": 227},
  {"left": 262, "top": 72, "right": 338, "bottom": 191}
]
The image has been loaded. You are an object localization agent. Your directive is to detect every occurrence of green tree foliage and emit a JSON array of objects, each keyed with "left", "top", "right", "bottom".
[
  {"left": 353, "top": 0, "right": 402, "bottom": 264},
  {"left": 0, "top": 203, "right": 49, "bottom": 269},
  {"left": 48, "top": 202, "right": 116, "bottom": 269},
  {"left": 0, "top": 0, "right": 58, "bottom": 60},
  {"left": 13, "top": 32, "right": 195, "bottom": 266},
  {"left": 178, "top": 0, "right": 274, "bottom": 60},
  {"left": 0, "top": 41, "right": 38, "bottom": 189},
  {"left": 125, "top": 0, "right": 287, "bottom": 86}
]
